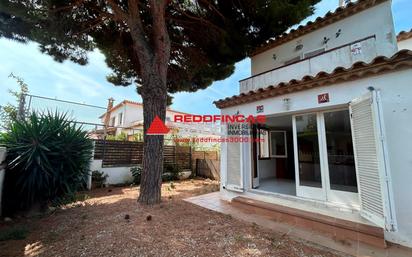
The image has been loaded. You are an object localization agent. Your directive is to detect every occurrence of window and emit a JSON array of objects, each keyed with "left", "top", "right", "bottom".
[
  {"left": 118, "top": 112, "right": 123, "bottom": 125},
  {"left": 258, "top": 129, "right": 287, "bottom": 159},
  {"left": 270, "top": 131, "right": 287, "bottom": 158}
]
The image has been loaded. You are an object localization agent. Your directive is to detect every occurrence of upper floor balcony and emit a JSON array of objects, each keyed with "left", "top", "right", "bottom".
[{"left": 240, "top": 36, "right": 378, "bottom": 93}]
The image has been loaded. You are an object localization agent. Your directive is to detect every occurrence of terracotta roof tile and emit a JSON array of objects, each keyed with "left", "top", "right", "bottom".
[
  {"left": 397, "top": 28, "right": 412, "bottom": 41},
  {"left": 214, "top": 50, "right": 412, "bottom": 109}
]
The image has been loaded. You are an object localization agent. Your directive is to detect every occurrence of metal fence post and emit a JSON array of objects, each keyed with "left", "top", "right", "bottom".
[
  {"left": 87, "top": 141, "right": 95, "bottom": 190},
  {"left": 17, "top": 94, "right": 26, "bottom": 121}
]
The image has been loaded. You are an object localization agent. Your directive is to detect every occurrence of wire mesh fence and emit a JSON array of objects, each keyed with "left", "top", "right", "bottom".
[
  {"left": 24, "top": 94, "right": 107, "bottom": 132},
  {"left": 20, "top": 93, "right": 220, "bottom": 149}
]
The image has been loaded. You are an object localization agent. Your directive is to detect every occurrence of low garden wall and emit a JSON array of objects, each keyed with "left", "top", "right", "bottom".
[
  {"left": 90, "top": 140, "right": 220, "bottom": 186},
  {"left": 90, "top": 159, "right": 134, "bottom": 185}
]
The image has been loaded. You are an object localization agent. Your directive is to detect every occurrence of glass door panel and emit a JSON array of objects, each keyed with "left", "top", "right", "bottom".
[
  {"left": 296, "top": 114, "right": 322, "bottom": 187},
  {"left": 324, "top": 110, "right": 358, "bottom": 192},
  {"left": 293, "top": 114, "right": 326, "bottom": 201},
  {"left": 323, "top": 110, "right": 359, "bottom": 206}
]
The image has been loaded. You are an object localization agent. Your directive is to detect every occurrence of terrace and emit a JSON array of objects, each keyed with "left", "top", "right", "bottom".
[{"left": 240, "top": 36, "right": 378, "bottom": 93}]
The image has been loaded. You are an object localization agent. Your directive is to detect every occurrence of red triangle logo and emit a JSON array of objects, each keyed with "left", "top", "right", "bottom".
[{"left": 146, "top": 116, "right": 170, "bottom": 135}]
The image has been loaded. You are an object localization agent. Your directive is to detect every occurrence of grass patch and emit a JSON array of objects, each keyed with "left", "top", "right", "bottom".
[{"left": 0, "top": 225, "right": 29, "bottom": 241}]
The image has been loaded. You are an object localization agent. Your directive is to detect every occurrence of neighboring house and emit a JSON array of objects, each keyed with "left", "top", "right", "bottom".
[
  {"left": 397, "top": 28, "right": 412, "bottom": 50},
  {"left": 98, "top": 100, "right": 220, "bottom": 140},
  {"left": 215, "top": 0, "right": 412, "bottom": 250}
]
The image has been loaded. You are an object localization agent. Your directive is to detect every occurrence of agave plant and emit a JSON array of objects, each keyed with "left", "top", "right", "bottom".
[{"left": 0, "top": 112, "right": 93, "bottom": 214}]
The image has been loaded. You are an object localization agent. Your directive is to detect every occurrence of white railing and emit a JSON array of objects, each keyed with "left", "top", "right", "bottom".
[{"left": 240, "top": 36, "right": 377, "bottom": 93}]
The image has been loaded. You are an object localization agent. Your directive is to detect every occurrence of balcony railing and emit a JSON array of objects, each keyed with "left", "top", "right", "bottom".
[{"left": 240, "top": 36, "right": 377, "bottom": 93}]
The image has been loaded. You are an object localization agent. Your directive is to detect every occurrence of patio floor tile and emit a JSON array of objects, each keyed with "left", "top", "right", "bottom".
[{"left": 185, "top": 192, "right": 412, "bottom": 257}]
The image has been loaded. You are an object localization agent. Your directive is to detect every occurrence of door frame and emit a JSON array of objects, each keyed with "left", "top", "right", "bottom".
[
  {"left": 251, "top": 124, "right": 259, "bottom": 188},
  {"left": 292, "top": 108, "right": 360, "bottom": 206},
  {"left": 292, "top": 112, "right": 327, "bottom": 201},
  {"left": 319, "top": 109, "right": 360, "bottom": 207}
]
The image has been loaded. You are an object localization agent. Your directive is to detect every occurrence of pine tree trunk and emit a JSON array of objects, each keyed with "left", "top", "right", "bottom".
[
  {"left": 138, "top": 72, "right": 168, "bottom": 205},
  {"left": 128, "top": 0, "right": 170, "bottom": 205}
]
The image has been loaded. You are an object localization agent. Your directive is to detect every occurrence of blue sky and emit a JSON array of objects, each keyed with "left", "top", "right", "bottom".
[{"left": 0, "top": 0, "right": 411, "bottom": 124}]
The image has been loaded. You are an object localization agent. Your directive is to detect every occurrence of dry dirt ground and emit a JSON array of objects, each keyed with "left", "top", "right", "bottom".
[{"left": 0, "top": 179, "right": 346, "bottom": 257}]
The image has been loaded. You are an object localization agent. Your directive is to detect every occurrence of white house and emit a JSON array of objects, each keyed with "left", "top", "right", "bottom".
[
  {"left": 215, "top": 0, "right": 412, "bottom": 251},
  {"left": 98, "top": 100, "right": 220, "bottom": 140},
  {"left": 398, "top": 29, "right": 412, "bottom": 50}
]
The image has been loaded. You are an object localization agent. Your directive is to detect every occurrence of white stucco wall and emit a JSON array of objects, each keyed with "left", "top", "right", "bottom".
[
  {"left": 398, "top": 38, "right": 412, "bottom": 50},
  {"left": 123, "top": 103, "right": 143, "bottom": 127},
  {"left": 220, "top": 68, "right": 412, "bottom": 247},
  {"left": 251, "top": 1, "right": 397, "bottom": 75},
  {"left": 121, "top": 104, "right": 190, "bottom": 128},
  {"left": 258, "top": 159, "right": 277, "bottom": 179},
  {"left": 90, "top": 160, "right": 134, "bottom": 185},
  {"left": 101, "top": 104, "right": 128, "bottom": 135}
]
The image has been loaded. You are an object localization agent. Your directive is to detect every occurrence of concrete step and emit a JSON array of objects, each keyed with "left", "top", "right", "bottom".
[{"left": 232, "top": 196, "right": 386, "bottom": 249}]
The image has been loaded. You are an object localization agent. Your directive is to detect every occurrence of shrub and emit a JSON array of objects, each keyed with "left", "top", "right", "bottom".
[
  {"left": 131, "top": 164, "right": 181, "bottom": 185},
  {"left": 91, "top": 170, "right": 108, "bottom": 188},
  {"left": 162, "top": 164, "right": 181, "bottom": 181},
  {"left": 0, "top": 112, "right": 93, "bottom": 215},
  {"left": 0, "top": 225, "right": 29, "bottom": 241},
  {"left": 130, "top": 164, "right": 182, "bottom": 185},
  {"left": 106, "top": 132, "right": 127, "bottom": 141},
  {"left": 130, "top": 166, "right": 143, "bottom": 185}
]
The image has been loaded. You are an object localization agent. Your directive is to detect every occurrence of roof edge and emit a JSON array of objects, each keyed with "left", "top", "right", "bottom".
[
  {"left": 397, "top": 28, "right": 412, "bottom": 41},
  {"left": 250, "top": 0, "right": 388, "bottom": 57},
  {"left": 99, "top": 99, "right": 195, "bottom": 118}
]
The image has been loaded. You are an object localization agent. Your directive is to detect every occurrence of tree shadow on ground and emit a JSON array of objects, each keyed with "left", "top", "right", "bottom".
[{"left": 0, "top": 179, "right": 342, "bottom": 257}]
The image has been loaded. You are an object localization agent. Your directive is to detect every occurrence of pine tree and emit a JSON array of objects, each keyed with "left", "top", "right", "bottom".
[{"left": 0, "top": 0, "right": 320, "bottom": 204}]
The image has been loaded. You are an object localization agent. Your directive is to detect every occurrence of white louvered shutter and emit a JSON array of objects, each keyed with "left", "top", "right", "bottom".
[
  {"left": 349, "top": 91, "right": 396, "bottom": 230},
  {"left": 225, "top": 123, "right": 243, "bottom": 192}
]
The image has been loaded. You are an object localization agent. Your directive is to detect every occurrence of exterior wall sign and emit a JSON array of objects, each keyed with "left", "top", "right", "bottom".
[
  {"left": 351, "top": 42, "right": 362, "bottom": 55},
  {"left": 256, "top": 105, "right": 264, "bottom": 113},
  {"left": 318, "top": 93, "right": 330, "bottom": 104}
]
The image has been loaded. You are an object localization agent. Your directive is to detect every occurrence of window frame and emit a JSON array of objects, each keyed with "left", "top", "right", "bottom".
[
  {"left": 258, "top": 127, "right": 270, "bottom": 160},
  {"left": 269, "top": 130, "right": 288, "bottom": 158}
]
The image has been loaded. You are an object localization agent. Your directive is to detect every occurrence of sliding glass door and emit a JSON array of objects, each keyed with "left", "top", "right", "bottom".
[{"left": 293, "top": 109, "right": 359, "bottom": 205}]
